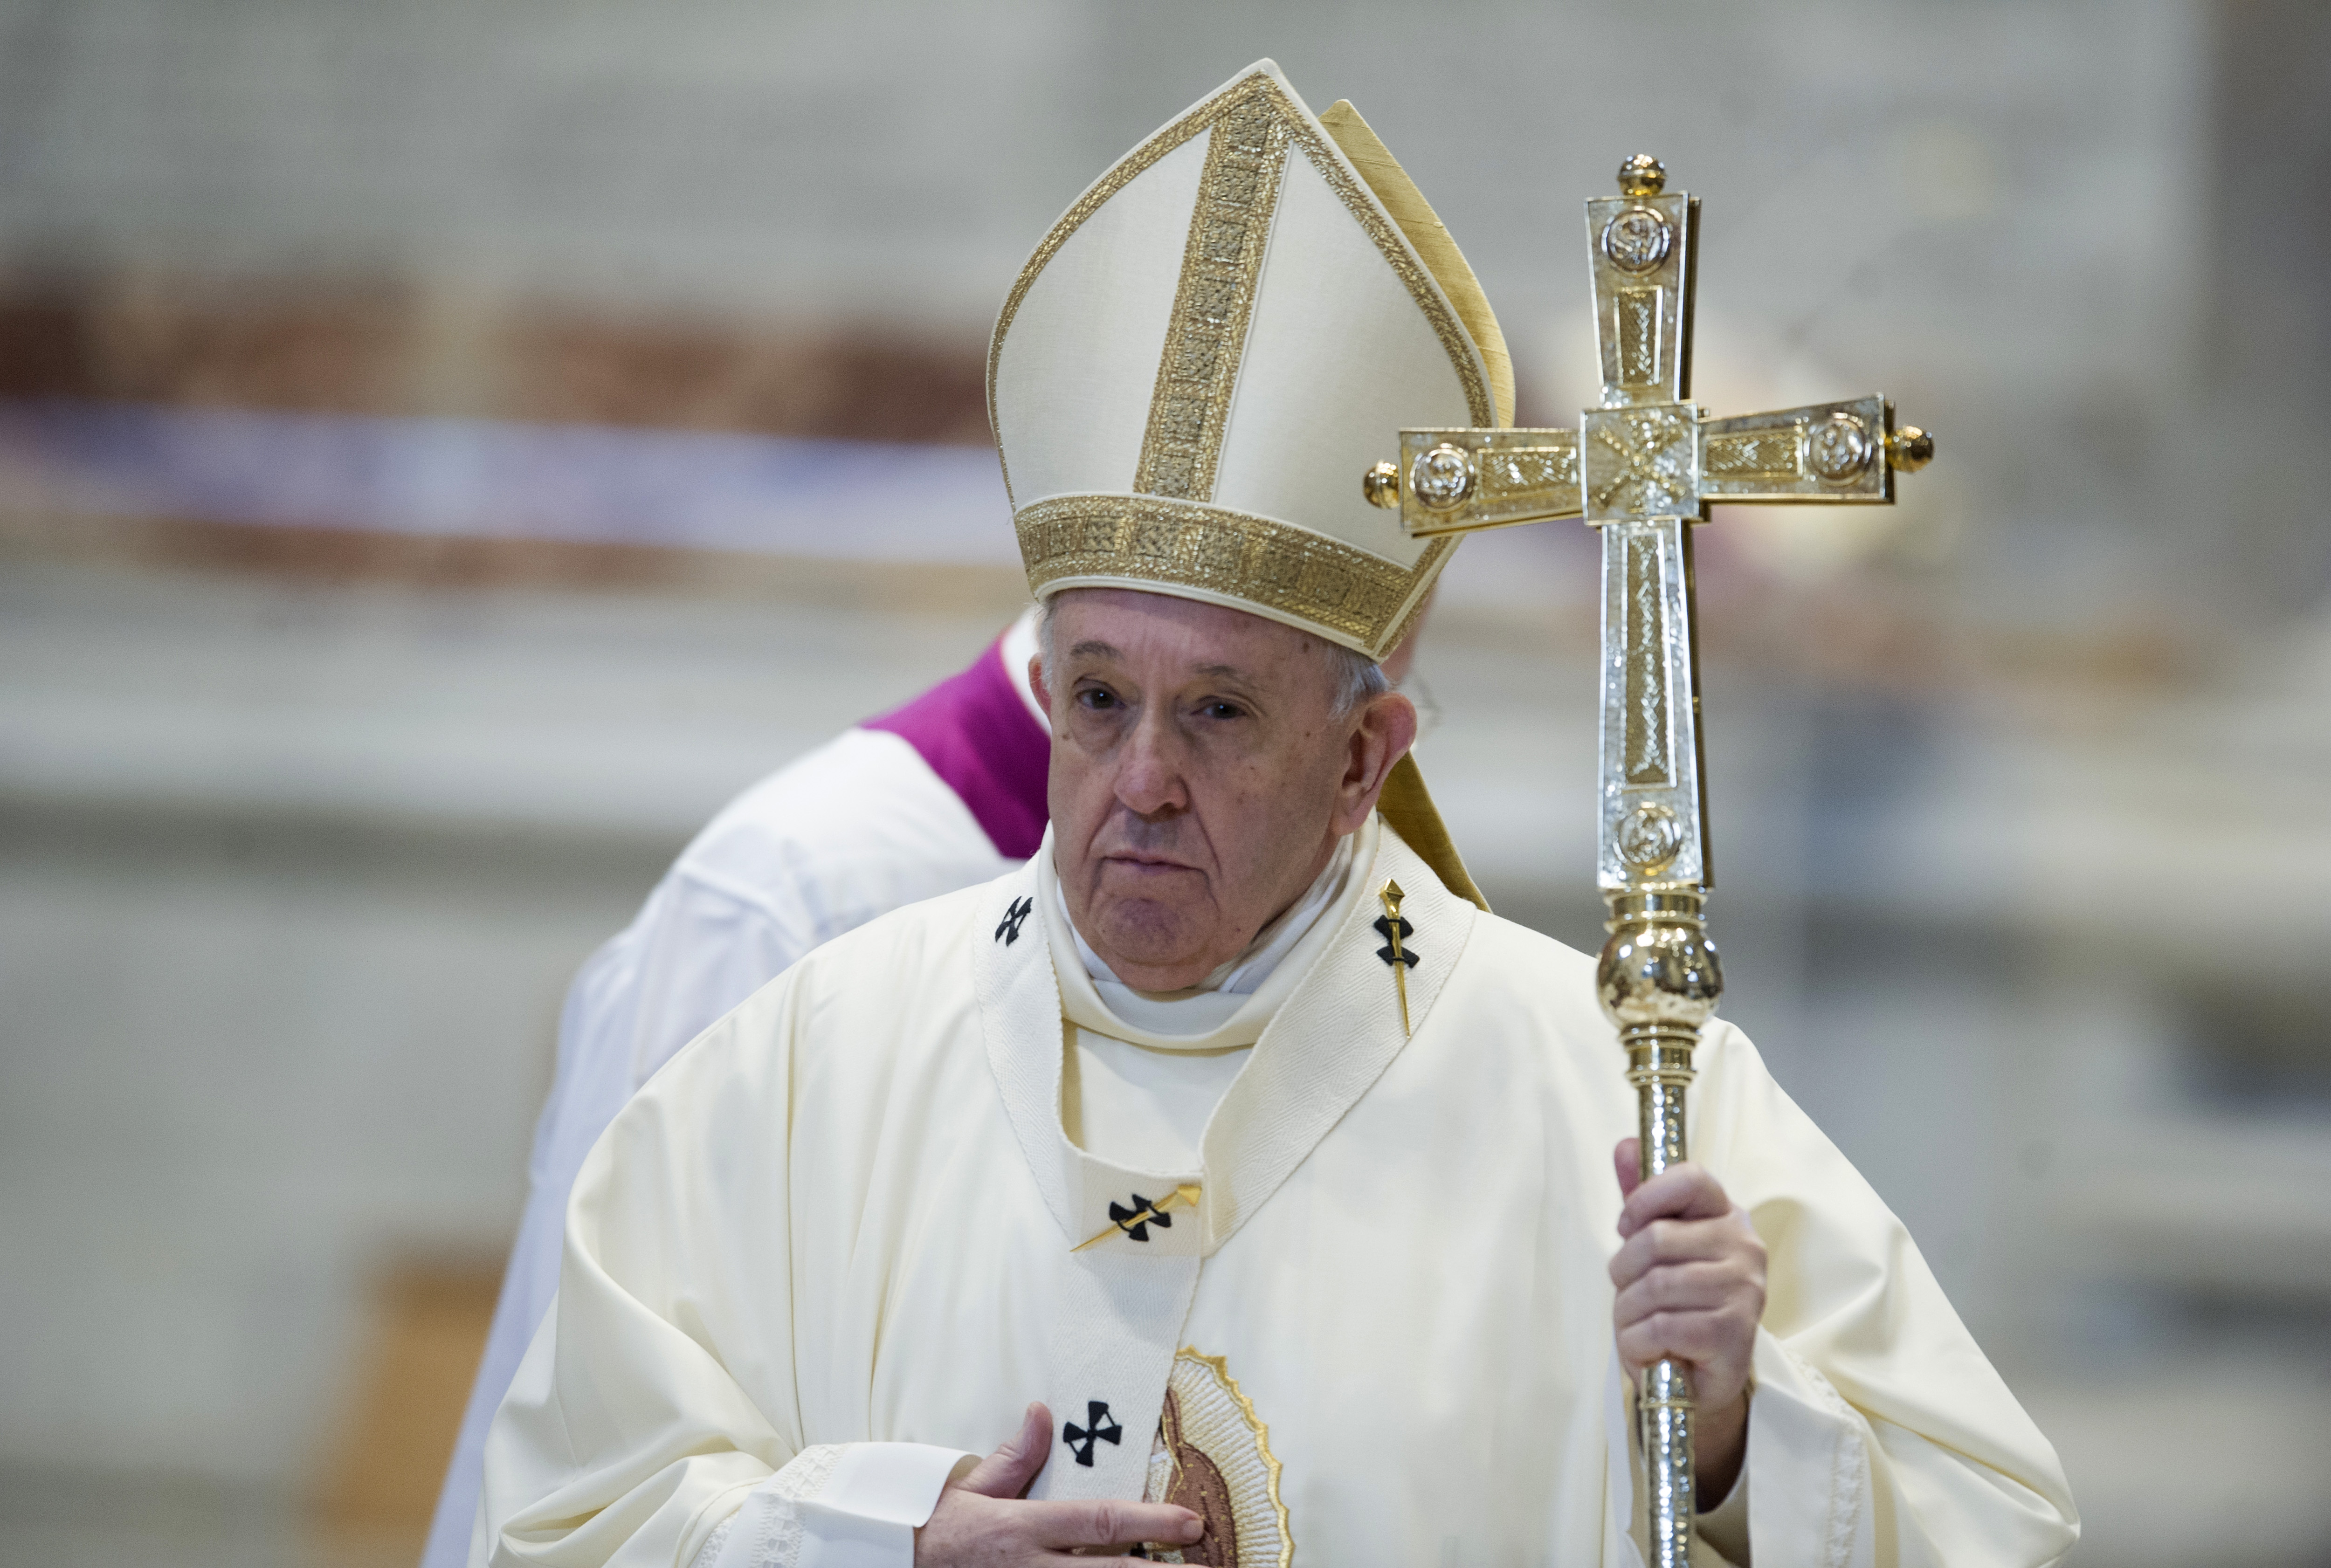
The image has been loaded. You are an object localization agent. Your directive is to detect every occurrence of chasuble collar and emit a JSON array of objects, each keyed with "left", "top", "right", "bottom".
[{"left": 973, "top": 810, "right": 1477, "bottom": 1256}]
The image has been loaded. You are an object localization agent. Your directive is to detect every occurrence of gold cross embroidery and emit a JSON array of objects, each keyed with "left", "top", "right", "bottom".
[{"left": 1072, "top": 1182, "right": 1202, "bottom": 1253}]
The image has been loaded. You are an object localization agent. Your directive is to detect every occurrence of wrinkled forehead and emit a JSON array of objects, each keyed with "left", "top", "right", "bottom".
[{"left": 1043, "top": 586, "right": 1334, "bottom": 672}]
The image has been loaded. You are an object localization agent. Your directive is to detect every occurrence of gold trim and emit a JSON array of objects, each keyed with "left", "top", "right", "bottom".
[
  {"left": 1616, "top": 287, "right": 1662, "bottom": 386},
  {"left": 1137, "top": 101, "right": 1290, "bottom": 501},
  {"left": 1704, "top": 428, "right": 1800, "bottom": 480},
  {"left": 988, "top": 66, "right": 1493, "bottom": 505},
  {"left": 1174, "top": 1348, "right": 1292, "bottom": 1568},
  {"left": 1016, "top": 493, "right": 1449, "bottom": 657}
]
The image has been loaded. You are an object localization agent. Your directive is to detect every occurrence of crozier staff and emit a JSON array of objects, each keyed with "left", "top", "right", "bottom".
[{"left": 476, "top": 61, "right": 2076, "bottom": 1568}]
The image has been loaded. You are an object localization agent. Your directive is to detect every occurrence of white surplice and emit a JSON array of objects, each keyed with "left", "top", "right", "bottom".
[{"left": 479, "top": 817, "right": 2077, "bottom": 1568}]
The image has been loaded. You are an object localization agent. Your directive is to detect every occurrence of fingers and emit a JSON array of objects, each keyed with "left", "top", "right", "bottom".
[
  {"left": 956, "top": 1402, "right": 1054, "bottom": 1499},
  {"left": 917, "top": 1489, "right": 1202, "bottom": 1566},
  {"left": 1615, "top": 1159, "right": 1733, "bottom": 1238},
  {"left": 1613, "top": 1136, "right": 1643, "bottom": 1200},
  {"left": 1606, "top": 1187, "right": 1766, "bottom": 1417},
  {"left": 1614, "top": 1299, "right": 1761, "bottom": 1400},
  {"left": 1021, "top": 1498, "right": 1203, "bottom": 1553},
  {"left": 1612, "top": 1258, "right": 1753, "bottom": 1327},
  {"left": 1607, "top": 1207, "right": 1761, "bottom": 1292}
]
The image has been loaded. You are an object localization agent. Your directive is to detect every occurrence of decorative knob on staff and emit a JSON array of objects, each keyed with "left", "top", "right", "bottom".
[{"left": 1366, "top": 154, "right": 1932, "bottom": 1565}]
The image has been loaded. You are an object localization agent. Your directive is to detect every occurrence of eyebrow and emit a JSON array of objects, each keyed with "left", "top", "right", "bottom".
[{"left": 1063, "top": 643, "right": 1259, "bottom": 688}]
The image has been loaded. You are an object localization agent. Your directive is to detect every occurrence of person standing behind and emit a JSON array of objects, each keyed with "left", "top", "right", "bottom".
[{"left": 420, "top": 609, "right": 1053, "bottom": 1568}]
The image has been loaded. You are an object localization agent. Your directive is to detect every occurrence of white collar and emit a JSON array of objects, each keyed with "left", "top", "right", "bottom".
[{"left": 976, "top": 814, "right": 1476, "bottom": 1254}]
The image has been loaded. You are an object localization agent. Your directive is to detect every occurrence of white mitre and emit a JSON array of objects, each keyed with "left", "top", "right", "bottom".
[
  {"left": 989, "top": 58, "right": 1510, "bottom": 906},
  {"left": 990, "top": 59, "right": 1513, "bottom": 659}
]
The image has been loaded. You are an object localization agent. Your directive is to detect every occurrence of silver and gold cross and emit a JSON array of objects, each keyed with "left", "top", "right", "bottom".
[{"left": 1365, "top": 153, "right": 1932, "bottom": 1568}]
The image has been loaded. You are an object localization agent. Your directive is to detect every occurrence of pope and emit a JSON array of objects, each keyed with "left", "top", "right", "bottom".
[{"left": 474, "top": 61, "right": 2077, "bottom": 1568}]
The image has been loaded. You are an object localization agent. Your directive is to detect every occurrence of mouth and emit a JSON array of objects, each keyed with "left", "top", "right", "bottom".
[{"left": 1099, "top": 851, "right": 1201, "bottom": 877}]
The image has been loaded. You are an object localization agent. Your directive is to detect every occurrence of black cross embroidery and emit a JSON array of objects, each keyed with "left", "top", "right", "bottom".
[
  {"left": 1373, "top": 913, "right": 1419, "bottom": 968},
  {"left": 1063, "top": 1400, "right": 1122, "bottom": 1465},
  {"left": 994, "top": 895, "right": 1035, "bottom": 945},
  {"left": 1108, "top": 1193, "right": 1174, "bottom": 1243}
]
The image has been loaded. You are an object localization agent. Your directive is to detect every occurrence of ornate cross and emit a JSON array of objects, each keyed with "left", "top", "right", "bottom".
[{"left": 1365, "top": 153, "right": 1932, "bottom": 1568}]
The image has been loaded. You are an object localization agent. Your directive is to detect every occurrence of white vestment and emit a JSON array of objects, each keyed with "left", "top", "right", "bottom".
[
  {"left": 424, "top": 619, "right": 1047, "bottom": 1568},
  {"left": 479, "top": 817, "right": 2078, "bottom": 1568}
]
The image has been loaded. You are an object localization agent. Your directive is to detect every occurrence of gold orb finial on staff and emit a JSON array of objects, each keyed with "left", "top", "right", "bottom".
[{"left": 1617, "top": 153, "right": 1666, "bottom": 196}]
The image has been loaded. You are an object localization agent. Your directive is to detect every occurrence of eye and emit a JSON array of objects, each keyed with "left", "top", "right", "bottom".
[
  {"left": 1199, "top": 700, "right": 1246, "bottom": 721},
  {"left": 1076, "top": 686, "right": 1120, "bottom": 711}
]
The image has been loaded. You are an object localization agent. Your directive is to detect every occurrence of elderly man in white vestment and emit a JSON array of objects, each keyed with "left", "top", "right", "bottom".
[{"left": 476, "top": 62, "right": 2078, "bottom": 1568}]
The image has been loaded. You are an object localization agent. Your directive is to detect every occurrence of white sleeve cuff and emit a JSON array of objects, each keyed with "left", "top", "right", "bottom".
[
  {"left": 692, "top": 1443, "right": 977, "bottom": 1568},
  {"left": 1735, "top": 1327, "right": 1875, "bottom": 1568}
]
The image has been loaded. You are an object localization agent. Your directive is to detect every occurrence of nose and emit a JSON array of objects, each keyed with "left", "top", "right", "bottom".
[{"left": 1112, "top": 702, "right": 1190, "bottom": 820}]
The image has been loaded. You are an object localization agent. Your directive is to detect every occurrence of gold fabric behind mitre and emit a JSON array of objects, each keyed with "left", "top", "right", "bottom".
[{"left": 988, "top": 59, "right": 1511, "bottom": 663}]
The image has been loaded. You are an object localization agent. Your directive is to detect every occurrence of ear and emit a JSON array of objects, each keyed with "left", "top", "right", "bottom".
[
  {"left": 1329, "top": 692, "right": 1418, "bottom": 837},
  {"left": 1028, "top": 654, "right": 1053, "bottom": 725}
]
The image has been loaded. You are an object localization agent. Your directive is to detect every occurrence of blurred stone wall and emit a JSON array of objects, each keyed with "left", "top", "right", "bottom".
[
  {"left": 0, "top": 0, "right": 2281, "bottom": 616},
  {"left": 1, "top": 4, "right": 2329, "bottom": 1565}
]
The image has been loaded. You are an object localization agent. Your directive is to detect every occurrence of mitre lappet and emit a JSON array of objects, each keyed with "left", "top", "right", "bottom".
[{"left": 989, "top": 56, "right": 1510, "bottom": 906}]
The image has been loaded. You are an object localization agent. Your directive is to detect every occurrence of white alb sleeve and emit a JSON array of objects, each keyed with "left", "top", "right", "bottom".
[{"left": 689, "top": 1443, "right": 976, "bottom": 1568}]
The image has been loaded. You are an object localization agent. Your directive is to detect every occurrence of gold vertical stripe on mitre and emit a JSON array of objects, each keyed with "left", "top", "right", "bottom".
[
  {"left": 1134, "top": 99, "right": 1291, "bottom": 501},
  {"left": 988, "top": 67, "right": 1495, "bottom": 506}
]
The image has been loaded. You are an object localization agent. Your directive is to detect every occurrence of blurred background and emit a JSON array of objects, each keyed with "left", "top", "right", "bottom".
[{"left": 0, "top": 1, "right": 2326, "bottom": 1563}]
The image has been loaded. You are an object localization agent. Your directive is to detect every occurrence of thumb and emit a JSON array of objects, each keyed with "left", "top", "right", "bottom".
[
  {"left": 1613, "top": 1137, "right": 1644, "bottom": 1201},
  {"left": 957, "top": 1402, "right": 1053, "bottom": 1499}
]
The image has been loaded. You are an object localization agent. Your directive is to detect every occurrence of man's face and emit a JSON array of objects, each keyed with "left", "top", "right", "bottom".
[{"left": 1032, "top": 588, "right": 1414, "bottom": 992}]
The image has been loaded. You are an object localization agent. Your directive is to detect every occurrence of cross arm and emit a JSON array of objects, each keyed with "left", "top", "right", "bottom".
[
  {"left": 1362, "top": 399, "right": 1933, "bottom": 535},
  {"left": 1699, "top": 395, "right": 1933, "bottom": 505},
  {"left": 1362, "top": 426, "right": 1584, "bottom": 537}
]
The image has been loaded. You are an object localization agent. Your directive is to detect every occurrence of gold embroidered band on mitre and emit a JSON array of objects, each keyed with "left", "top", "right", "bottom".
[{"left": 1016, "top": 494, "right": 1449, "bottom": 656}]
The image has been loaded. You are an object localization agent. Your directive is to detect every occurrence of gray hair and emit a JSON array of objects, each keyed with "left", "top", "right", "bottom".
[{"left": 1036, "top": 594, "right": 1389, "bottom": 717}]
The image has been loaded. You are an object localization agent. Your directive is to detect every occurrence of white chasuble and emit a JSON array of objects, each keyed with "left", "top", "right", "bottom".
[{"left": 479, "top": 818, "right": 2077, "bottom": 1568}]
